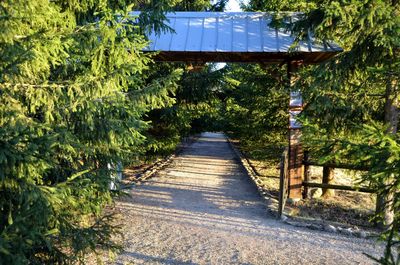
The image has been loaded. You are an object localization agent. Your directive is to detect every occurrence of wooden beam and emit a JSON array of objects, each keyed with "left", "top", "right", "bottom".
[
  {"left": 287, "top": 60, "right": 304, "bottom": 200},
  {"left": 148, "top": 51, "right": 340, "bottom": 64},
  {"left": 186, "top": 63, "right": 206, "bottom": 72}
]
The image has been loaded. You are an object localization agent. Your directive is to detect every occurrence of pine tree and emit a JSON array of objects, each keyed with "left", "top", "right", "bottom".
[
  {"left": 0, "top": 0, "right": 181, "bottom": 263},
  {"left": 245, "top": 0, "right": 400, "bottom": 262},
  {"left": 301, "top": 1, "right": 399, "bottom": 262}
]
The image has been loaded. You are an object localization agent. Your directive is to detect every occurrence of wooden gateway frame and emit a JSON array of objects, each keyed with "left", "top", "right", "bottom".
[{"left": 133, "top": 11, "right": 342, "bottom": 202}]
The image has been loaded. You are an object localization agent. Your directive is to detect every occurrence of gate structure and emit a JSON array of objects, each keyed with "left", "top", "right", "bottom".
[{"left": 133, "top": 11, "right": 342, "bottom": 202}]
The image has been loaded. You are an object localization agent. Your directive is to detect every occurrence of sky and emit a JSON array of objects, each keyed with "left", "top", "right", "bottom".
[{"left": 225, "top": 0, "right": 242, "bottom": 11}]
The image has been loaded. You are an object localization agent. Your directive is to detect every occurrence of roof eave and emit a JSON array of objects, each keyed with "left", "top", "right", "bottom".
[{"left": 147, "top": 50, "right": 342, "bottom": 64}]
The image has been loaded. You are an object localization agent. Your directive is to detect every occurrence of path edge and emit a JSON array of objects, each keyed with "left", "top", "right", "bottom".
[
  {"left": 225, "top": 137, "right": 281, "bottom": 216},
  {"left": 123, "top": 135, "right": 200, "bottom": 187}
]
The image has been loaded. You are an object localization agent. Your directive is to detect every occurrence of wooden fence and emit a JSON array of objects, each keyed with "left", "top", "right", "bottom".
[{"left": 278, "top": 150, "right": 375, "bottom": 218}]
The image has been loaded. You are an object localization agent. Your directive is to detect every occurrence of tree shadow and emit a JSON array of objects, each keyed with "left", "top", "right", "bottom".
[
  {"left": 115, "top": 132, "right": 382, "bottom": 264},
  {"left": 116, "top": 252, "right": 199, "bottom": 265}
]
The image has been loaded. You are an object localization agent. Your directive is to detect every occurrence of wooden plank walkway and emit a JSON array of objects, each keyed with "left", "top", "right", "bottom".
[{"left": 115, "top": 132, "right": 381, "bottom": 265}]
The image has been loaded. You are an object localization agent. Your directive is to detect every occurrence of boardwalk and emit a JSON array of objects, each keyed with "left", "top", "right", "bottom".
[{"left": 115, "top": 132, "right": 381, "bottom": 265}]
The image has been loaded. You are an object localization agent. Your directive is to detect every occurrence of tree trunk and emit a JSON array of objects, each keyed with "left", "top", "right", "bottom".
[
  {"left": 376, "top": 76, "right": 398, "bottom": 229},
  {"left": 322, "top": 167, "right": 335, "bottom": 198}
]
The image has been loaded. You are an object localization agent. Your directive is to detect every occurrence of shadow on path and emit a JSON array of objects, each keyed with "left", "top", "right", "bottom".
[{"left": 115, "top": 132, "right": 382, "bottom": 265}]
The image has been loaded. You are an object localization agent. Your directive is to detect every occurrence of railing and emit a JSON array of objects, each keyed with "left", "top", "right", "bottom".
[
  {"left": 302, "top": 152, "right": 374, "bottom": 196},
  {"left": 278, "top": 149, "right": 375, "bottom": 218}
]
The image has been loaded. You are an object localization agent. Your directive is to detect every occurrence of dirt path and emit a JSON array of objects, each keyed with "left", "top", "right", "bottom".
[{"left": 115, "top": 132, "right": 381, "bottom": 265}]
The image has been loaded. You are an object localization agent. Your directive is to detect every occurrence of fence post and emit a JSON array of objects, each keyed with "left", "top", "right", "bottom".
[
  {"left": 322, "top": 166, "right": 335, "bottom": 197},
  {"left": 288, "top": 60, "right": 304, "bottom": 201},
  {"left": 303, "top": 151, "right": 310, "bottom": 199},
  {"left": 278, "top": 149, "right": 288, "bottom": 218}
]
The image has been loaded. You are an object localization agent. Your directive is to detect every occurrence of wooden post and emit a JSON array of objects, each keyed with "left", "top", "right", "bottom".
[
  {"left": 322, "top": 166, "right": 335, "bottom": 198},
  {"left": 278, "top": 149, "right": 288, "bottom": 218},
  {"left": 303, "top": 151, "right": 310, "bottom": 199},
  {"left": 288, "top": 60, "right": 304, "bottom": 201}
]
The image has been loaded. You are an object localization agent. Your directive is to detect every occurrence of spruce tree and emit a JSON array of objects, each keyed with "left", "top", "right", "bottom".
[
  {"left": 300, "top": 1, "right": 399, "bottom": 262},
  {"left": 245, "top": 0, "right": 399, "bottom": 262},
  {"left": 0, "top": 0, "right": 181, "bottom": 263}
]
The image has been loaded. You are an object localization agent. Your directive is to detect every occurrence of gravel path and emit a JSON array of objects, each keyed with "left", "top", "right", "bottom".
[{"left": 115, "top": 132, "right": 381, "bottom": 265}]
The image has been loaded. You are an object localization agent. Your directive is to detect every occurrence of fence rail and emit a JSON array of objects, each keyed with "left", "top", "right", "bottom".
[
  {"left": 303, "top": 160, "right": 370, "bottom": 171},
  {"left": 278, "top": 149, "right": 376, "bottom": 216},
  {"left": 302, "top": 182, "right": 374, "bottom": 193},
  {"left": 302, "top": 152, "right": 374, "bottom": 196}
]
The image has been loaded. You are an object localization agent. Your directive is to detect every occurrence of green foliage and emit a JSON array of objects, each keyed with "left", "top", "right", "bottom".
[
  {"left": 176, "top": 65, "right": 226, "bottom": 130},
  {"left": 244, "top": 0, "right": 315, "bottom": 12},
  {"left": 2, "top": 0, "right": 397, "bottom": 263},
  {"left": 132, "top": 0, "right": 229, "bottom": 161},
  {"left": 221, "top": 64, "right": 288, "bottom": 160},
  {"left": 142, "top": 63, "right": 225, "bottom": 159},
  {"left": 172, "top": 0, "right": 228, "bottom": 11},
  {"left": 244, "top": 0, "right": 400, "bottom": 262},
  {"left": 314, "top": 123, "right": 400, "bottom": 263},
  {"left": 0, "top": 0, "right": 181, "bottom": 263},
  {"left": 280, "top": 0, "right": 398, "bottom": 263}
]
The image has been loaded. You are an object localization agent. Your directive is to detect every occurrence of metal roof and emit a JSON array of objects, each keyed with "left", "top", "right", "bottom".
[{"left": 131, "top": 11, "right": 342, "bottom": 64}]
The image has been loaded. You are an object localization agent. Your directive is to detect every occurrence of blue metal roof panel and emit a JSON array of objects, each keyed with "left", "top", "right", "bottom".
[
  {"left": 170, "top": 17, "right": 189, "bottom": 51},
  {"left": 186, "top": 17, "right": 204, "bottom": 51},
  {"left": 132, "top": 11, "right": 341, "bottom": 53},
  {"left": 217, "top": 17, "right": 232, "bottom": 51},
  {"left": 247, "top": 16, "right": 262, "bottom": 52},
  {"left": 201, "top": 17, "right": 218, "bottom": 51},
  {"left": 130, "top": 11, "right": 342, "bottom": 63}
]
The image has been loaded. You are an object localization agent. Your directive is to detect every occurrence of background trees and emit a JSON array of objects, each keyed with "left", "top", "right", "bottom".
[
  {"left": 221, "top": 63, "right": 288, "bottom": 160},
  {"left": 141, "top": 0, "right": 228, "bottom": 159}
]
